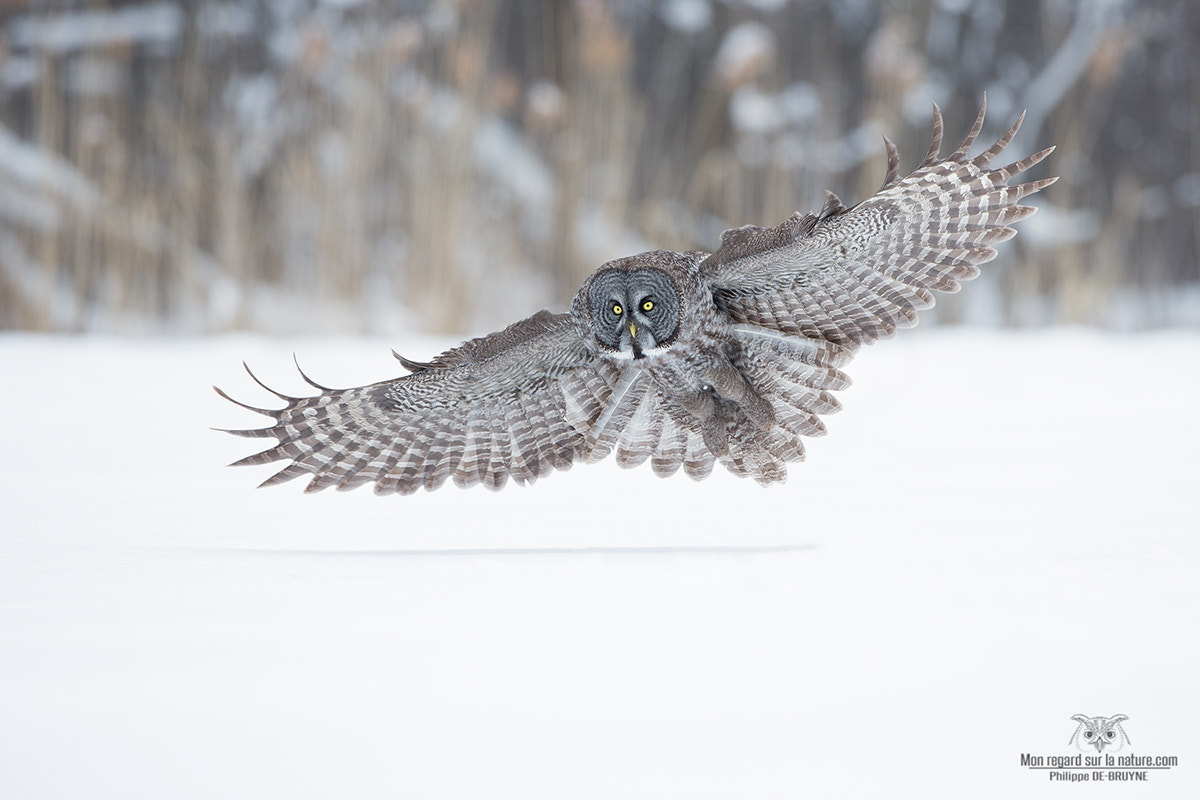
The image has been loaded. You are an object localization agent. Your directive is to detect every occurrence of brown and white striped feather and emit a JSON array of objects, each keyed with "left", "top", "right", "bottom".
[
  {"left": 701, "top": 97, "right": 1056, "bottom": 349},
  {"left": 217, "top": 312, "right": 607, "bottom": 494}
]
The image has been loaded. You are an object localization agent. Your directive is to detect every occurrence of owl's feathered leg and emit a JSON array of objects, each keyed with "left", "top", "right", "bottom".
[
  {"left": 701, "top": 362, "right": 775, "bottom": 429},
  {"left": 677, "top": 388, "right": 728, "bottom": 456},
  {"left": 672, "top": 360, "right": 774, "bottom": 458}
]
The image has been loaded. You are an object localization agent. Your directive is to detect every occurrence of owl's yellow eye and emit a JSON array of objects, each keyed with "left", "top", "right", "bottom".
[
  {"left": 612, "top": 304, "right": 623, "bottom": 316},
  {"left": 641, "top": 300, "right": 654, "bottom": 312}
]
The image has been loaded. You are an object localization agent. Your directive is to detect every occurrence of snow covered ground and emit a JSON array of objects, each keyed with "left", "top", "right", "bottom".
[{"left": 2, "top": 328, "right": 1197, "bottom": 798}]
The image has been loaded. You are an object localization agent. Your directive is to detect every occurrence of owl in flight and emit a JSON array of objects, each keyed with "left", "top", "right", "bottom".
[{"left": 218, "top": 100, "right": 1055, "bottom": 494}]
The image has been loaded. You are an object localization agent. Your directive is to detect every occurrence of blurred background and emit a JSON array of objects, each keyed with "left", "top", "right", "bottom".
[{"left": 0, "top": 0, "right": 1195, "bottom": 336}]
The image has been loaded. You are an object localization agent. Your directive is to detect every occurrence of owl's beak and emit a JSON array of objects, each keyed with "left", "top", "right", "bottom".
[{"left": 629, "top": 323, "right": 638, "bottom": 340}]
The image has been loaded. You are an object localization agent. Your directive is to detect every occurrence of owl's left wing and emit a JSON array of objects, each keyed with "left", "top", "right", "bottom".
[
  {"left": 700, "top": 99, "right": 1056, "bottom": 348},
  {"left": 216, "top": 310, "right": 625, "bottom": 494}
]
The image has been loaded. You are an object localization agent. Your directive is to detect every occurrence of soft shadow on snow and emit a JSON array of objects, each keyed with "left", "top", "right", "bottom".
[{"left": 191, "top": 545, "right": 817, "bottom": 558}]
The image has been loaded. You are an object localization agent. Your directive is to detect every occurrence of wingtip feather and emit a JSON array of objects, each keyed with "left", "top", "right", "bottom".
[
  {"left": 243, "top": 361, "right": 300, "bottom": 401},
  {"left": 393, "top": 349, "right": 435, "bottom": 373},
  {"left": 881, "top": 135, "right": 901, "bottom": 187},
  {"left": 258, "top": 463, "right": 308, "bottom": 488},
  {"left": 293, "top": 354, "right": 335, "bottom": 391},
  {"left": 974, "top": 108, "right": 1025, "bottom": 166},
  {"left": 231, "top": 447, "right": 289, "bottom": 469},
  {"left": 951, "top": 96, "right": 988, "bottom": 160},
  {"left": 921, "top": 102, "right": 945, "bottom": 166},
  {"left": 213, "top": 426, "right": 279, "bottom": 439},
  {"left": 214, "top": 385, "right": 281, "bottom": 417}
]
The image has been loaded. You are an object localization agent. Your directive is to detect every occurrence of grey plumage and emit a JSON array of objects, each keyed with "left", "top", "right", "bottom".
[{"left": 218, "top": 100, "right": 1056, "bottom": 494}]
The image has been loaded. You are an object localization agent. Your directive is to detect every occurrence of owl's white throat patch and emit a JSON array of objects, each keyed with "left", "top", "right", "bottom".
[
  {"left": 608, "top": 342, "right": 673, "bottom": 361},
  {"left": 638, "top": 343, "right": 674, "bottom": 358}
]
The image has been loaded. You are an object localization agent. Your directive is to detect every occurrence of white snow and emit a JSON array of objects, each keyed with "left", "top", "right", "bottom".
[
  {"left": 525, "top": 80, "right": 567, "bottom": 126},
  {"left": 0, "top": 120, "right": 100, "bottom": 211},
  {"left": 779, "top": 81, "right": 820, "bottom": 126},
  {"left": 1, "top": 329, "right": 1198, "bottom": 798},
  {"left": 62, "top": 55, "right": 128, "bottom": 97},
  {"left": 7, "top": 2, "right": 184, "bottom": 55},
  {"left": 729, "top": 86, "right": 786, "bottom": 136},
  {"left": 714, "top": 21, "right": 776, "bottom": 85},
  {"left": 662, "top": 0, "right": 713, "bottom": 35}
]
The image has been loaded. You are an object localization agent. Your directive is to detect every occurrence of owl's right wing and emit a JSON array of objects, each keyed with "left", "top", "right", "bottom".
[
  {"left": 700, "top": 99, "right": 1056, "bottom": 349},
  {"left": 216, "top": 310, "right": 626, "bottom": 494}
]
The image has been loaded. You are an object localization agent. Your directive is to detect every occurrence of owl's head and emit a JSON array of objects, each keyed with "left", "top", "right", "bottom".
[
  {"left": 582, "top": 253, "right": 685, "bottom": 359},
  {"left": 1070, "top": 714, "right": 1130, "bottom": 753}
]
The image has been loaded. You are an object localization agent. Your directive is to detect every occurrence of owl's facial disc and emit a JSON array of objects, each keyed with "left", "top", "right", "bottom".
[{"left": 588, "top": 268, "right": 680, "bottom": 358}]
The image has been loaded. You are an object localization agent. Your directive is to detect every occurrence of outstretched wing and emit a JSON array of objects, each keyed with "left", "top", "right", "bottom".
[
  {"left": 700, "top": 99, "right": 1057, "bottom": 348},
  {"left": 216, "top": 310, "right": 622, "bottom": 494}
]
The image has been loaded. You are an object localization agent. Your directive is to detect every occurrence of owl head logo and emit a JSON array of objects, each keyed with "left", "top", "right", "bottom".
[{"left": 1069, "top": 714, "right": 1130, "bottom": 753}]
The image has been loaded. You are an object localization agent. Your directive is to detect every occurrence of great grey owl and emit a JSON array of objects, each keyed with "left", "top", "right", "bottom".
[{"left": 218, "top": 100, "right": 1055, "bottom": 495}]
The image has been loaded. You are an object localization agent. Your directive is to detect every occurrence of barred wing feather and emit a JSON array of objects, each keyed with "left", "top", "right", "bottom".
[
  {"left": 216, "top": 311, "right": 611, "bottom": 495},
  {"left": 701, "top": 99, "right": 1057, "bottom": 348}
]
